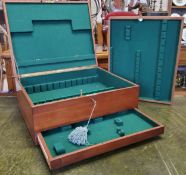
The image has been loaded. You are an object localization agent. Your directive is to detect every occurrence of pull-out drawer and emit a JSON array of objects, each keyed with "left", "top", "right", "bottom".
[{"left": 37, "top": 109, "right": 164, "bottom": 170}]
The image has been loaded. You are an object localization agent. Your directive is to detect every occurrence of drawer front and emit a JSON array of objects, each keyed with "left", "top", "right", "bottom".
[{"left": 33, "top": 86, "right": 139, "bottom": 132}]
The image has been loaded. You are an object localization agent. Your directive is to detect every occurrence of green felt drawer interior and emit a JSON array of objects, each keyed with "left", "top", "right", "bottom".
[
  {"left": 41, "top": 109, "right": 159, "bottom": 157},
  {"left": 109, "top": 18, "right": 182, "bottom": 103},
  {"left": 21, "top": 68, "right": 134, "bottom": 105}
]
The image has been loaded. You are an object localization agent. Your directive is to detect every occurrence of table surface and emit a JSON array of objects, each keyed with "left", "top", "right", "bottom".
[{"left": 0, "top": 96, "right": 186, "bottom": 175}]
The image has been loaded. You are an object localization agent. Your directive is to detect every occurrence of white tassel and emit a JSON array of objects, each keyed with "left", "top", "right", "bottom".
[
  {"left": 68, "top": 98, "right": 96, "bottom": 146},
  {"left": 68, "top": 126, "right": 88, "bottom": 146}
]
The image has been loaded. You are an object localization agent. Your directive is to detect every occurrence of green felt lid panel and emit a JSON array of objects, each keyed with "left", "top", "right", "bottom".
[
  {"left": 42, "top": 109, "right": 158, "bottom": 157},
  {"left": 21, "top": 68, "right": 134, "bottom": 105},
  {"left": 5, "top": 2, "right": 96, "bottom": 74},
  {"left": 110, "top": 18, "right": 181, "bottom": 103}
]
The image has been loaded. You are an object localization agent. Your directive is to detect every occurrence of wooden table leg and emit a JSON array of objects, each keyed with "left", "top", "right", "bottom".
[{"left": 1, "top": 51, "right": 16, "bottom": 94}]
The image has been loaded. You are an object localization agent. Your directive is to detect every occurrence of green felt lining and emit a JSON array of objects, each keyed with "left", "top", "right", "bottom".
[
  {"left": 5, "top": 3, "right": 96, "bottom": 74},
  {"left": 25, "top": 75, "right": 98, "bottom": 94},
  {"left": 29, "top": 83, "right": 115, "bottom": 105},
  {"left": 10, "top": 19, "right": 91, "bottom": 33},
  {"left": 18, "top": 54, "right": 95, "bottom": 68},
  {"left": 42, "top": 109, "right": 158, "bottom": 157},
  {"left": 110, "top": 19, "right": 181, "bottom": 103},
  {"left": 21, "top": 68, "right": 134, "bottom": 105}
]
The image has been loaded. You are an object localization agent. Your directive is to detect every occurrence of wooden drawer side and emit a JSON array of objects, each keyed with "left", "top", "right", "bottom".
[{"left": 17, "top": 90, "right": 36, "bottom": 143}]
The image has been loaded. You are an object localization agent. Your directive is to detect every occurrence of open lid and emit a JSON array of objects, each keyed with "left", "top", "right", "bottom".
[
  {"left": 109, "top": 17, "right": 182, "bottom": 103},
  {"left": 5, "top": 1, "right": 96, "bottom": 75}
]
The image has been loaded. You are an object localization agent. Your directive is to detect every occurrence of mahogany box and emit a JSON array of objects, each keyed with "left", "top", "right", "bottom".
[{"left": 3, "top": 0, "right": 164, "bottom": 170}]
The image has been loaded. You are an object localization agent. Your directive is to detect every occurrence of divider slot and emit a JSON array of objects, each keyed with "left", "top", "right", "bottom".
[
  {"left": 25, "top": 75, "right": 99, "bottom": 94},
  {"left": 25, "top": 75, "right": 115, "bottom": 105}
]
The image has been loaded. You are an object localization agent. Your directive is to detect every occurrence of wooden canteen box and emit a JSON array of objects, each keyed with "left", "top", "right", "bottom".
[
  {"left": 109, "top": 16, "right": 183, "bottom": 104},
  {"left": 3, "top": 1, "right": 164, "bottom": 170}
]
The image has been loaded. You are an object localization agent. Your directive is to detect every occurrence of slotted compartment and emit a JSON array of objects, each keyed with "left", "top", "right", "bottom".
[
  {"left": 109, "top": 17, "right": 182, "bottom": 104},
  {"left": 21, "top": 68, "right": 133, "bottom": 105}
]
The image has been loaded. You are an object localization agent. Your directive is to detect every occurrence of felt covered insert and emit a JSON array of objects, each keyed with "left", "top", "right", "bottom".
[
  {"left": 21, "top": 68, "right": 134, "bottom": 105},
  {"left": 5, "top": 2, "right": 96, "bottom": 74},
  {"left": 110, "top": 19, "right": 181, "bottom": 103},
  {"left": 42, "top": 109, "right": 158, "bottom": 157}
]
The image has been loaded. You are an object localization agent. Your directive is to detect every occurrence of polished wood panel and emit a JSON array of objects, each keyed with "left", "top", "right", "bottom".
[
  {"left": 33, "top": 86, "right": 139, "bottom": 132},
  {"left": 17, "top": 88, "right": 37, "bottom": 143},
  {"left": 171, "top": 6, "right": 186, "bottom": 9},
  {"left": 96, "top": 51, "right": 108, "bottom": 70},
  {"left": 37, "top": 132, "right": 53, "bottom": 168},
  {"left": 1, "top": 50, "right": 17, "bottom": 95},
  {"left": 16, "top": 81, "right": 35, "bottom": 140},
  {"left": 3, "top": 54, "right": 16, "bottom": 92},
  {"left": 175, "top": 88, "right": 186, "bottom": 96},
  {"left": 179, "top": 47, "right": 186, "bottom": 66},
  {"left": 96, "top": 23, "right": 103, "bottom": 46}
]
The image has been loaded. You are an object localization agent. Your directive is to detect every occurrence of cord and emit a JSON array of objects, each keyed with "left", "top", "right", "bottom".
[{"left": 86, "top": 97, "right": 96, "bottom": 128}]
